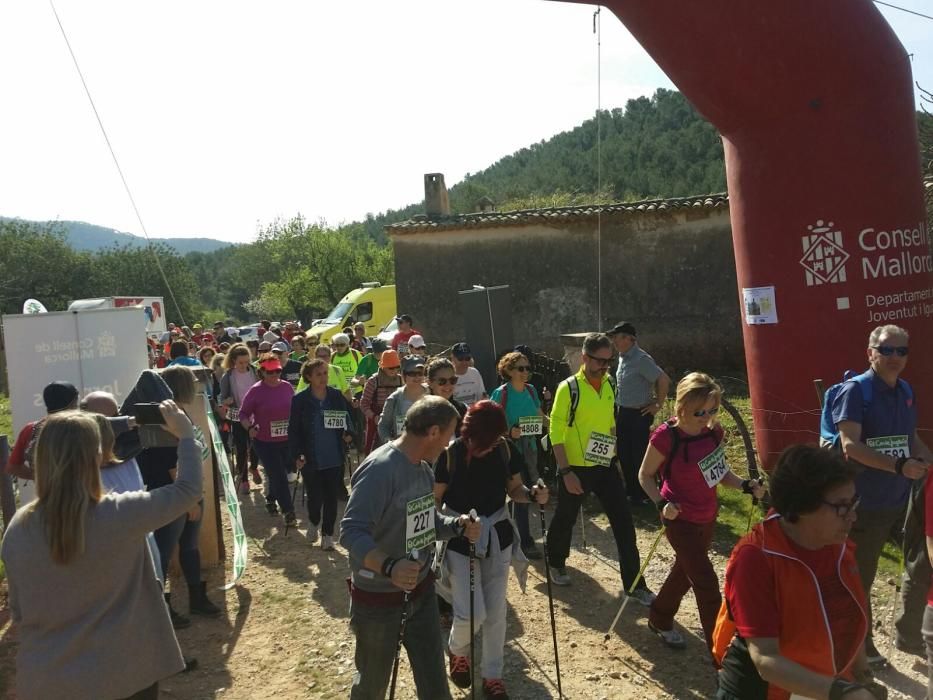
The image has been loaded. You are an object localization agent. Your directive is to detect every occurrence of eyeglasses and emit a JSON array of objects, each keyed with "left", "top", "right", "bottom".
[
  {"left": 693, "top": 407, "right": 720, "bottom": 418},
  {"left": 515, "top": 366, "right": 532, "bottom": 373},
  {"left": 585, "top": 353, "right": 613, "bottom": 367},
  {"left": 433, "top": 376, "right": 459, "bottom": 386},
  {"left": 821, "top": 495, "right": 861, "bottom": 518},
  {"left": 872, "top": 345, "right": 908, "bottom": 357}
]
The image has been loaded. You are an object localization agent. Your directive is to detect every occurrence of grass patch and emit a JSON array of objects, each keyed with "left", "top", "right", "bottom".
[{"left": 0, "top": 394, "right": 11, "bottom": 442}]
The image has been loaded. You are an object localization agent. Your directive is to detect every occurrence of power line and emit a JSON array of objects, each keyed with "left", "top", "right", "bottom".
[
  {"left": 48, "top": 0, "right": 189, "bottom": 328},
  {"left": 873, "top": 0, "right": 933, "bottom": 21}
]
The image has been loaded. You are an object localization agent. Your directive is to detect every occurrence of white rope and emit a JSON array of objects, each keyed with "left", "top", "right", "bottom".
[{"left": 48, "top": 0, "right": 188, "bottom": 328}]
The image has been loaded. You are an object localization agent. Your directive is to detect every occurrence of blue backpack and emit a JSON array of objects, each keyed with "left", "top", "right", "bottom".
[{"left": 819, "top": 369, "right": 913, "bottom": 449}]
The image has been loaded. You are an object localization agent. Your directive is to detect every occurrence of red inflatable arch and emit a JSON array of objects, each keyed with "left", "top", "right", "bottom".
[{"left": 568, "top": 0, "right": 932, "bottom": 467}]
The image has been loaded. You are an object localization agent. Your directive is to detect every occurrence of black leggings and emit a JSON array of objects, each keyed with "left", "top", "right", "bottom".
[{"left": 231, "top": 421, "right": 258, "bottom": 482}]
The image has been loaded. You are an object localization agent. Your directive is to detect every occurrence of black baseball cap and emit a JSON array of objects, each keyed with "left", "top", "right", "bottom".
[
  {"left": 452, "top": 342, "right": 472, "bottom": 359},
  {"left": 371, "top": 338, "right": 388, "bottom": 353},
  {"left": 395, "top": 314, "right": 413, "bottom": 324},
  {"left": 607, "top": 322, "right": 637, "bottom": 337},
  {"left": 43, "top": 381, "right": 79, "bottom": 413}
]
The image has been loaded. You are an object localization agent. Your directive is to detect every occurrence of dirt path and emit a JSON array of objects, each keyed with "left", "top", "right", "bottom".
[{"left": 1, "top": 489, "right": 929, "bottom": 699}]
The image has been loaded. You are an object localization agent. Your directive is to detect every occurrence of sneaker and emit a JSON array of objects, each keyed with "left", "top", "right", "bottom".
[
  {"left": 322, "top": 535, "right": 336, "bottom": 551},
  {"left": 894, "top": 638, "right": 926, "bottom": 659},
  {"left": 627, "top": 586, "right": 657, "bottom": 607},
  {"left": 306, "top": 524, "right": 319, "bottom": 543},
  {"left": 250, "top": 468, "right": 262, "bottom": 485},
  {"left": 866, "top": 639, "right": 889, "bottom": 669},
  {"left": 482, "top": 678, "right": 510, "bottom": 699},
  {"left": 238, "top": 481, "right": 250, "bottom": 495},
  {"left": 648, "top": 620, "right": 686, "bottom": 650},
  {"left": 448, "top": 653, "right": 472, "bottom": 689},
  {"left": 265, "top": 501, "right": 278, "bottom": 515},
  {"left": 549, "top": 566, "right": 571, "bottom": 586},
  {"left": 284, "top": 511, "right": 297, "bottom": 527},
  {"left": 521, "top": 543, "right": 543, "bottom": 560}
]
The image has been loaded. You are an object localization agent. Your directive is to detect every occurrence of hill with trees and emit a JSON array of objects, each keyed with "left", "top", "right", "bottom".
[{"left": 3, "top": 88, "right": 930, "bottom": 326}]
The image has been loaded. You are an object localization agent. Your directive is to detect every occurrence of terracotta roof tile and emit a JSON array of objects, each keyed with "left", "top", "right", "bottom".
[{"left": 386, "top": 193, "right": 729, "bottom": 234}]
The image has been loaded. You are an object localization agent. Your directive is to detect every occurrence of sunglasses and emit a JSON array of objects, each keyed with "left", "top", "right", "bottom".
[
  {"left": 585, "top": 353, "right": 613, "bottom": 367},
  {"left": 821, "top": 495, "right": 860, "bottom": 518},
  {"left": 383, "top": 366, "right": 401, "bottom": 371},
  {"left": 404, "top": 370, "right": 425, "bottom": 377},
  {"left": 873, "top": 345, "right": 908, "bottom": 357},
  {"left": 264, "top": 369, "right": 282, "bottom": 375},
  {"left": 334, "top": 343, "right": 348, "bottom": 348},
  {"left": 693, "top": 407, "right": 720, "bottom": 418},
  {"left": 514, "top": 366, "right": 531, "bottom": 372},
  {"left": 455, "top": 356, "right": 472, "bottom": 362},
  {"left": 433, "top": 376, "right": 459, "bottom": 386}
]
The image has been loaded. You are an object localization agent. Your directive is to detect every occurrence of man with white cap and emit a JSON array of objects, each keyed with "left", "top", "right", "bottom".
[{"left": 408, "top": 335, "right": 427, "bottom": 358}]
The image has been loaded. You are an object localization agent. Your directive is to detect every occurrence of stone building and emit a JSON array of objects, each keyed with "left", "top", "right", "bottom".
[{"left": 386, "top": 175, "right": 744, "bottom": 373}]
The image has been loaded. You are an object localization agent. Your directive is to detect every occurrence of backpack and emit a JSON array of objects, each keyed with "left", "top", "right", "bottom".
[
  {"left": 494, "top": 383, "right": 539, "bottom": 416},
  {"left": 443, "top": 438, "right": 511, "bottom": 481},
  {"left": 658, "top": 420, "right": 721, "bottom": 484},
  {"left": 819, "top": 369, "right": 913, "bottom": 449},
  {"left": 562, "top": 376, "right": 582, "bottom": 427}
]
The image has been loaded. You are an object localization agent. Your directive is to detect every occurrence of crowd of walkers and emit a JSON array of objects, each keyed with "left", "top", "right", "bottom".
[{"left": 1, "top": 316, "right": 931, "bottom": 700}]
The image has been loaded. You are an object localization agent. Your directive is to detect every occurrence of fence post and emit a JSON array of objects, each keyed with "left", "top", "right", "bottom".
[{"left": 0, "top": 435, "right": 15, "bottom": 530}]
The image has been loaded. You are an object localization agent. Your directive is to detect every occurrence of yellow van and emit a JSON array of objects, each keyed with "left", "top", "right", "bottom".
[{"left": 308, "top": 283, "right": 396, "bottom": 343}]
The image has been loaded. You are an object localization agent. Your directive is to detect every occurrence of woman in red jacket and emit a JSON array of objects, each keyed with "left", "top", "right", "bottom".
[{"left": 713, "top": 445, "right": 885, "bottom": 700}]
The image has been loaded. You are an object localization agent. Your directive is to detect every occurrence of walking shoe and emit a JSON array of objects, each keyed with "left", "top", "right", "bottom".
[
  {"left": 549, "top": 566, "right": 571, "bottom": 586},
  {"left": 250, "top": 468, "right": 262, "bottom": 485},
  {"left": 894, "top": 638, "right": 926, "bottom": 659},
  {"left": 284, "top": 511, "right": 297, "bottom": 527},
  {"left": 627, "top": 586, "right": 657, "bottom": 607},
  {"left": 306, "top": 524, "right": 319, "bottom": 543},
  {"left": 648, "top": 620, "right": 686, "bottom": 650},
  {"left": 165, "top": 593, "right": 190, "bottom": 630},
  {"left": 238, "top": 481, "right": 250, "bottom": 495},
  {"left": 521, "top": 543, "right": 543, "bottom": 560},
  {"left": 322, "top": 535, "right": 336, "bottom": 551},
  {"left": 482, "top": 678, "right": 509, "bottom": 699},
  {"left": 865, "top": 639, "right": 889, "bottom": 669},
  {"left": 189, "top": 582, "right": 222, "bottom": 617},
  {"left": 448, "top": 653, "right": 472, "bottom": 688}
]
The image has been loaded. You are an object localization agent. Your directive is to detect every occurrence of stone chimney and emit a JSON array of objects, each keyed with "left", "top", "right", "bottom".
[{"left": 424, "top": 173, "right": 450, "bottom": 217}]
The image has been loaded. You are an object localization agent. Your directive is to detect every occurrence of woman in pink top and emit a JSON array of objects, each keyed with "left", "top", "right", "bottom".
[
  {"left": 239, "top": 353, "right": 296, "bottom": 526},
  {"left": 637, "top": 372, "right": 765, "bottom": 652}
]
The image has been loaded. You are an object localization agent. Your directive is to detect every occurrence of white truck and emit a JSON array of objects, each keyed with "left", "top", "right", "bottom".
[{"left": 68, "top": 296, "right": 167, "bottom": 337}]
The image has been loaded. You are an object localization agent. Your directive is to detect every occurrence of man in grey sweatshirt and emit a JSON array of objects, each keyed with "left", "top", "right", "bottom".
[{"left": 341, "top": 395, "right": 480, "bottom": 700}]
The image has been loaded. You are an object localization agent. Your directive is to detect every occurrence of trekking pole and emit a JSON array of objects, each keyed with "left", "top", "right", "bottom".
[
  {"left": 605, "top": 524, "right": 666, "bottom": 639},
  {"left": 468, "top": 508, "right": 478, "bottom": 700},
  {"left": 536, "top": 479, "right": 563, "bottom": 699},
  {"left": 389, "top": 548, "right": 419, "bottom": 700},
  {"left": 579, "top": 500, "right": 587, "bottom": 552}
]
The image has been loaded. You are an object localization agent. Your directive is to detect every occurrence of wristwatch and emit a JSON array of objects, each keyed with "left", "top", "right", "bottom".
[{"left": 558, "top": 467, "right": 572, "bottom": 477}]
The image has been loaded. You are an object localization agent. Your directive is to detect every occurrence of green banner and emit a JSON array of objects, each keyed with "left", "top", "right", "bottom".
[{"left": 203, "top": 396, "right": 247, "bottom": 589}]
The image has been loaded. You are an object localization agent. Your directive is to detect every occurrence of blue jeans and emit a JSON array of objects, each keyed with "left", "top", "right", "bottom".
[
  {"left": 349, "top": 587, "right": 452, "bottom": 700},
  {"left": 301, "top": 464, "right": 341, "bottom": 535},
  {"left": 153, "top": 500, "right": 204, "bottom": 586},
  {"left": 252, "top": 439, "right": 294, "bottom": 514}
]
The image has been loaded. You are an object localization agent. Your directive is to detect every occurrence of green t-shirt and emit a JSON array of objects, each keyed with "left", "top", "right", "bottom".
[{"left": 297, "top": 364, "right": 348, "bottom": 394}]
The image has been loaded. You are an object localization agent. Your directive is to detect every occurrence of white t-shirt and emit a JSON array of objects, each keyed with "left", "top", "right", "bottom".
[{"left": 452, "top": 366, "right": 487, "bottom": 406}]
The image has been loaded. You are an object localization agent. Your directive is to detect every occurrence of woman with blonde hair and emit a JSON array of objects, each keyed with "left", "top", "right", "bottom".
[
  {"left": 219, "top": 342, "right": 261, "bottom": 493},
  {"left": 638, "top": 372, "right": 765, "bottom": 651},
  {"left": 0, "top": 401, "right": 201, "bottom": 700}
]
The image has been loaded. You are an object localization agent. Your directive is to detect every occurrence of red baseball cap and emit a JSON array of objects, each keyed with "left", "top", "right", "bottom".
[{"left": 259, "top": 358, "right": 283, "bottom": 372}]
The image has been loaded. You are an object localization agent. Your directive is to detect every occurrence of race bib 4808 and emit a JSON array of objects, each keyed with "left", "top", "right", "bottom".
[{"left": 519, "top": 415, "right": 544, "bottom": 436}]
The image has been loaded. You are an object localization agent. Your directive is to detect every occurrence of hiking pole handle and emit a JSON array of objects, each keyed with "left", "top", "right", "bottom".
[{"left": 813, "top": 379, "right": 826, "bottom": 408}]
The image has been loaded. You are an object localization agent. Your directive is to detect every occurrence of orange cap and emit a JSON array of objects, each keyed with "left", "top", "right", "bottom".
[{"left": 379, "top": 349, "right": 401, "bottom": 369}]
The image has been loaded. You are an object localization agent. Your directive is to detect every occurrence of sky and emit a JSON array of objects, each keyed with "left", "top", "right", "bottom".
[{"left": 1, "top": 1, "right": 931, "bottom": 245}]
